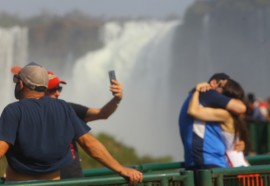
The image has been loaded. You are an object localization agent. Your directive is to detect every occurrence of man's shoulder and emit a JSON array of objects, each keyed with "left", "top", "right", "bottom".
[
  {"left": 180, "top": 90, "right": 219, "bottom": 106},
  {"left": 3, "top": 101, "right": 20, "bottom": 112},
  {"left": 200, "top": 89, "right": 219, "bottom": 96},
  {"left": 200, "top": 90, "right": 230, "bottom": 108},
  {"left": 200, "top": 89, "right": 227, "bottom": 100},
  {"left": 68, "top": 102, "right": 88, "bottom": 110},
  {"left": 40, "top": 96, "right": 68, "bottom": 104}
]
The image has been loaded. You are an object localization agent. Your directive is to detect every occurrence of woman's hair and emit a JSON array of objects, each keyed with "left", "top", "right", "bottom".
[
  {"left": 222, "top": 79, "right": 244, "bottom": 101},
  {"left": 222, "top": 79, "right": 250, "bottom": 151}
]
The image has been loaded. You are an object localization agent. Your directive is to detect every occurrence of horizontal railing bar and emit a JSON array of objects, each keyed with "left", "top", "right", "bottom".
[
  {"left": 2, "top": 171, "right": 183, "bottom": 186},
  {"left": 209, "top": 164, "right": 270, "bottom": 175}
]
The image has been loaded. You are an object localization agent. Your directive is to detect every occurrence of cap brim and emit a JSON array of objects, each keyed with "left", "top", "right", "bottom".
[
  {"left": 60, "top": 81, "right": 67, "bottom": 85},
  {"left": 11, "top": 66, "right": 22, "bottom": 75}
]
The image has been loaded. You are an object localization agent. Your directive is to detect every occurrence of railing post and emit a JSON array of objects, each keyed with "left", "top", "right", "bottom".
[
  {"left": 160, "top": 177, "right": 167, "bottom": 186},
  {"left": 181, "top": 170, "right": 195, "bottom": 186},
  {"left": 198, "top": 169, "right": 212, "bottom": 186},
  {"left": 216, "top": 174, "right": 224, "bottom": 186},
  {"left": 249, "top": 122, "right": 258, "bottom": 153},
  {"left": 267, "top": 122, "right": 270, "bottom": 153}
]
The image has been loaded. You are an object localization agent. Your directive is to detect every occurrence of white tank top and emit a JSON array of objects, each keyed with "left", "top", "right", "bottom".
[{"left": 221, "top": 131, "right": 235, "bottom": 150}]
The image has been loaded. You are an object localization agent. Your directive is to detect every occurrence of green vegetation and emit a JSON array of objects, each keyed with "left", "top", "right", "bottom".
[
  {"left": 0, "top": 13, "right": 24, "bottom": 27},
  {"left": 78, "top": 132, "right": 172, "bottom": 169}
]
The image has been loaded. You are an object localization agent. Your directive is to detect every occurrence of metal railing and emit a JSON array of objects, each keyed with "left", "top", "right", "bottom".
[
  {"left": 2, "top": 171, "right": 194, "bottom": 186},
  {"left": 248, "top": 122, "right": 270, "bottom": 154},
  {"left": 83, "top": 161, "right": 184, "bottom": 177},
  {"left": 81, "top": 154, "right": 270, "bottom": 178},
  {"left": 2, "top": 154, "right": 270, "bottom": 185},
  {"left": 2, "top": 122, "right": 270, "bottom": 185},
  {"left": 198, "top": 164, "right": 270, "bottom": 186}
]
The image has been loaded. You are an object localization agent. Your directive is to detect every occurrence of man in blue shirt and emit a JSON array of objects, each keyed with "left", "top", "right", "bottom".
[
  {"left": 179, "top": 73, "right": 246, "bottom": 173},
  {"left": 0, "top": 62, "right": 142, "bottom": 184},
  {"left": 11, "top": 68, "right": 123, "bottom": 179}
]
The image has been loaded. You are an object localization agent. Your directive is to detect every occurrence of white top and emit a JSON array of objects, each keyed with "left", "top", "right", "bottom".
[{"left": 221, "top": 131, "right": 235, "bottom": 150}]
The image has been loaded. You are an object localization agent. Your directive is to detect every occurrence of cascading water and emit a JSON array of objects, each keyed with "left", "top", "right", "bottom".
[
  {"left": 0, "top": 26, "right": 28, "bottom": 112},
  {"left": 62, "top": 20, "right": 184, "bottom": 161}
]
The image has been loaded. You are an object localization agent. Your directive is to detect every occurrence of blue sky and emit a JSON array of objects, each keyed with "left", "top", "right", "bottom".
[{"left": 0, "top": 0, "right": 194, "bottom": 18}]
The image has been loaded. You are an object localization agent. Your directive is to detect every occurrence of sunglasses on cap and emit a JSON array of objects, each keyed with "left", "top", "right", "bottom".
[
  {"left": 13, "top": 75, "right": 21, "bottom": 84},
  {"left": 48, "top": 86, "right": 62, "bottom": 93}
]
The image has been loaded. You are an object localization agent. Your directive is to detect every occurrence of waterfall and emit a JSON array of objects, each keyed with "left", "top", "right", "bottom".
[
  {"left": 0, "top": 27, "right": 28, "bottom": 112},
  {"left": 62, "top": 20, "right": 183, "bottom": 161}
]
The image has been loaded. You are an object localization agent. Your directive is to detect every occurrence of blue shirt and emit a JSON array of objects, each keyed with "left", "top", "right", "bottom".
[
  {"left": 179, "top": 90, "right": 230, "bottom": 168},
  {"left": 0, "top": 96, "right": 90, "bottom": 175}
]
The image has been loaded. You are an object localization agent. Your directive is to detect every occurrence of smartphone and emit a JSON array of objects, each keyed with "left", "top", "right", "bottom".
[{"left": 108, "top": 70, "right": 116, "bottom": 84}]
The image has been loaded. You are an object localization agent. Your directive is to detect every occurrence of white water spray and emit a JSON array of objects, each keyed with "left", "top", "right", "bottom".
[
  {"left": 0, "top": 27, "right": 28, "bottom": 111},
  {"left": 63, "top": 20, "right": 183, "bottom": 161}
]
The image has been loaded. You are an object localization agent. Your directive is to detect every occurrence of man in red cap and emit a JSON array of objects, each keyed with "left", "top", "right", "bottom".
[
  {"left": 47, "top": 71, "right": 67, "bottom": 91},
  {"left": 47, "top": 71, "right": 123, "bottom": 179}
]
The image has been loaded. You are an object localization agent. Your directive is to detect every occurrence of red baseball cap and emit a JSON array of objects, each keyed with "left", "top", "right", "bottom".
[{"left": 48, "top": 71, "right": 66, "bottom": 90}]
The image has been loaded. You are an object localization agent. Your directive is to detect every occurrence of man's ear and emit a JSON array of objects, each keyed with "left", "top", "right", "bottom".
[{"left": 19, "top": 80, "right": 24, "bottom": 89}]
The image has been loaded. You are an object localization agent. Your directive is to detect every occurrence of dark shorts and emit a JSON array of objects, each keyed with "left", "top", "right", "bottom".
[{"left": 60, "top": 157, "right": 83, "bottom": 179}]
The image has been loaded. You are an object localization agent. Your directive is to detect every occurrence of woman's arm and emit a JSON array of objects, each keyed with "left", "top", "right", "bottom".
[{"left": 187, "top": 82, "right": 230, "bottom": 123}]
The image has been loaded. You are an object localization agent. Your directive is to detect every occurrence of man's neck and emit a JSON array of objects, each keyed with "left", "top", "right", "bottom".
[{"left": 22, "top": 89, "right": 45, "bottom": 99}]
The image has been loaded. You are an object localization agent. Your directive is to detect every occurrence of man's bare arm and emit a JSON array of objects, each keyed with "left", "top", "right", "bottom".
[
  {"left": 77, "top": 133, "right": 142, "bottom": 185},
  {"left": 84, "top": 80, "right": 122, "bottom": 122}
]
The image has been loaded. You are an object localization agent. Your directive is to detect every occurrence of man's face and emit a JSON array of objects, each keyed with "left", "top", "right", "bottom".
[
  {"left": 210, "top": 79, "right": 227, "bottom": 93},
  {"left": 46, "top": 86, "right": 62, "bottom": 98}
]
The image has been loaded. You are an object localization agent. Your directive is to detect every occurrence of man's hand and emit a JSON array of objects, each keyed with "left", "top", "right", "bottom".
[
  {"left": 234, "top": 140, "right": 245, "bottom": 152},
  {"left": 119, "top": 167, "right": 143, "bottom": 185},
  {"left": 78, "top": 133, "right": 142, "bottom": 185},
  {"left": 110, "top": 80, "right": 123, "bottom": 102}
]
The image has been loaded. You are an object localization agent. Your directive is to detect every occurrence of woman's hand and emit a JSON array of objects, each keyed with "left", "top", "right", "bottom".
[
  {"left": 195, "top": 82, "right": 211, "bottom": 92},
  {"left": 234, "top": 140, "right": 245, "bottom": 152}
]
